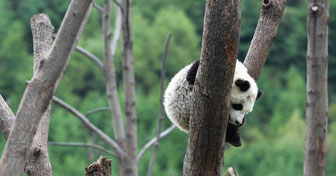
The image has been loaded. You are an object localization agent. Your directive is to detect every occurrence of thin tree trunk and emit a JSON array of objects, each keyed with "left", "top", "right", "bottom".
[
  {"left": 121, "top": 0, "right": 138, "bottom": 175},
  {"left": 243, "top": 0, "right": 288, "bottom": 80},
  {"left": 23, "top": 14, "right": 54, "bottom": 176},
  {"left": 304, "top": 0, "right": 329, "bottom": 175},
  {"left": 183, "top": 0, "right": 241, "bottom": 175},
  {"left": 0, "top": 0, "right": 93, "bottom": 175}
]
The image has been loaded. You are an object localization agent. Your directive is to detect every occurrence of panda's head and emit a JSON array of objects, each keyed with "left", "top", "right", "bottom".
[{"left": 229, "top": 61, "right": 262, "bottom": 126}]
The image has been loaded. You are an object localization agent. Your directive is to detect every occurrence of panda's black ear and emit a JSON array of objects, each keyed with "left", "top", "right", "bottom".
[
  {"left": 257, "top": 90, "right": 263, "bottom": 100},
  {"left": 235, "top": 79, "right": 250, "bottom": 92}
]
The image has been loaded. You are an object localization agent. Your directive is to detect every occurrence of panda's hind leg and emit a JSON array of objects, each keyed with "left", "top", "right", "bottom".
[{"left": 225, "top": 123, "right": 242, "bottom": 147}]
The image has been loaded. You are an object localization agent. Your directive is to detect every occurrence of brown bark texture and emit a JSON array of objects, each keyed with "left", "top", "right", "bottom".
[
  {"left": 23, "top": 14, "right": 54, "bottom": 176},
  {"left": 183, "top": 0, "right": 241, "bottom": 175},
  {"left": 304, "top": 0, "right": 329, "bottom": 175},
  {"left": 0, "top": 0, "right": 93, "bottom": 175},
  {"left": 85, "top": 156, "right": 112, "bottom": 176},
  {"left": 121, "top": 0, "right": 138, "bottom": 175},
  {"left": 243, "top": 0, "right": 288, "bottom": 80}
]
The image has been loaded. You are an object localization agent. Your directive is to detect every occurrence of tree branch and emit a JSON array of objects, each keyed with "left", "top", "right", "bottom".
[
  {"left": 122, "top": 0, "right": 137, "bottom": 169},
  {"left": 24, "top": 13, "right": 54, "bottom": 176},
  {"left": 183, "top": 0, "right": 241, "bottom": 175},
  {"left": 93, "top": 1, "right": 104, "bottom": 13},
  {"left": 48, "top": 142, "right": 115, "bottom": 157},
  {"left": 0, "top": 0, "right": 94, "bottom": 174},
  {"left": 243, "top": 0, "right": 288, "bottom": 80},
  {"left": 103, "top": 0, "right": 125, "bottom": 145},
  {"left": 146, "top": 33, "right": 172, "bottom": 176},
  {"left": 76, "top": 45, "right": 104, "bottom": 71},
  {"left": 137, "top": 125, "right": 176, "bottom": 164},
  {"left": 110, "top": 0, "right": 122, "bottom": 56},
  {"left": 112, "top": 0, "right": 123, "bottom": 11},
  {"left": 52, "top": 96, "right": 126, "bottom": 158},
  {"left": 0, "top": 95, "right": 15, "bottom": 139},
  {"left": 85, "top": 107, "right": 111, "bottom": 116}
]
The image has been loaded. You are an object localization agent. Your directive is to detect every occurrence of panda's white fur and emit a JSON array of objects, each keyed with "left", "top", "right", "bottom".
[{"left": 164, "top": 60, "right": 258, "bottom": 132}]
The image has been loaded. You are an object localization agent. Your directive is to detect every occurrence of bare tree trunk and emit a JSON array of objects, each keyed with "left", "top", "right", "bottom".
[
  {"left": 103, "top": 0, "right": 126, "bottom": 148},
  {"left": 243, "top": 0, "right": 288, "bottom": 80},
  {"left": 121, "top": 0, "right": 138, "bottom": 175},
  {"left": 85, "top": 156, "right": 112, "bottom": 176},
  {"left": 23, "top": 14, "right": 54, "bottom": 176},
  {"left": 0, "top": 0, "right": 93, "bottom": 175},
  {"left": 183, "top": 0, "right": 241, "bottom": 175},
  {"left": 304, "top": 0, "right": 329, "bottom": 175}
]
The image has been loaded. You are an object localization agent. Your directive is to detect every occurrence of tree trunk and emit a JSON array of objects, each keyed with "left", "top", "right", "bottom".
[
  {"left": 121, "top": 0, "right": 138, "bottom": 175},
  {"left": 23, "top": 14, "right": 54, "bottom": 176},
  {"left": 0, "top": 0, "right": 93, "bottom": 175},
  {"left": 183, "top": 0, "right": 241, "bottom": 175},
  {"left": 304, "top": 0, "right": 329, "bottom": 176}
]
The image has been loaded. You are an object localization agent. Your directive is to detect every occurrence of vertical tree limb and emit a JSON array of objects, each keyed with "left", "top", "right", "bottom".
[
  {"left": 23, "top": 14, "right": 54, "bottom": 176},
  {"left": 121, "top": 0, "right": 138, "bottom": 175},
  {"left": 304, "top": 0, "right": 329, "bottom": 175},
  {"left": 183, "top": 0, "right": 241, "bottom": 175},
  {"left": 102, "top": 0, "right": 130, "bottom": 175},
  {"left": 0, "top": 0, "right": 93, "bottom": 175},
  {"left": 243, "top": 0, "right": 288, "bottom": 80},
  {"left": 146, "top": 33, "right": 172, "bottom": 176},
  {"left": 103, "top": 0, "right": 125, "bottom": 147}
]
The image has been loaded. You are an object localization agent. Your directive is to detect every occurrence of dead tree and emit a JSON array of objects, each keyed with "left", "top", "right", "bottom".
[
  {"left": 304, "top": 0, "right": 329, "bottom": 175},
  {"left": 24, "top": 14, "right": 54, "bottom": 176},
  {"left": 0, "top": 0, "right": 93, "bottom": 175}
]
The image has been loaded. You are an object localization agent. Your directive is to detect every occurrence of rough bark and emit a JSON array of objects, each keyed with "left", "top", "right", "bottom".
[
  {"left": 243, "top": 0, "right": 288, "bottom": 80},
  {"left": 23, "top": 14, "right": 54, "bottom": 176},
  {"left": 304, "top": 0, "right": 329, "bottom": 175},
  {"left": 121, "top": 0, "right": 138, "bottom": 175},
  {"left": 183, "top": 0, "right": 241, "bottom": 175},
  {"left": 0, "top": 95, "right": 15, "bottom": 139},
  {"left": 0, "top": 0, "right": 93, "bottom": 175},
  {"left": 85, "top": 156, "right": 112, "bottom": 176}
]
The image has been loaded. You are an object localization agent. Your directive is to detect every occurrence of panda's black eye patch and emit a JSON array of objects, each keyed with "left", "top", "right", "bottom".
[
  {"left": 235, "top": 79, "right": 250, "bottom": 91},
  {"left": 232, "top": 104, "right": 243, "bottom": 110}
]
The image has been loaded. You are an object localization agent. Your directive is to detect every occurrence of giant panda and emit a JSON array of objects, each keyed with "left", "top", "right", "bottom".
[{"left": 164, "top": 59, "right": 262, "bottom": 147}]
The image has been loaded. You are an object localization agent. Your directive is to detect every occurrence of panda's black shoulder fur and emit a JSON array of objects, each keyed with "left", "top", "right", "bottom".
[{"left": 186, "top": 60, "right": 200, "bottom": 85}]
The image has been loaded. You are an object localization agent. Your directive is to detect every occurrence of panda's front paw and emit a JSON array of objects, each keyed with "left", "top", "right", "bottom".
[{"left": 225, "top": 123, "right": 241, "bottom": 147}]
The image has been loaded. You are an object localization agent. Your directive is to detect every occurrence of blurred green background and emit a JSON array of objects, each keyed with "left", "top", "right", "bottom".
[{"left": 0, "top": 0, "right": 335, "bottom": 175}]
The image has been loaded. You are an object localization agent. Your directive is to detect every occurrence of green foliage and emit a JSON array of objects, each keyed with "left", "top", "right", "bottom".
[{"left": 0, "top": 0, "right": 335, "bottom": 175}]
